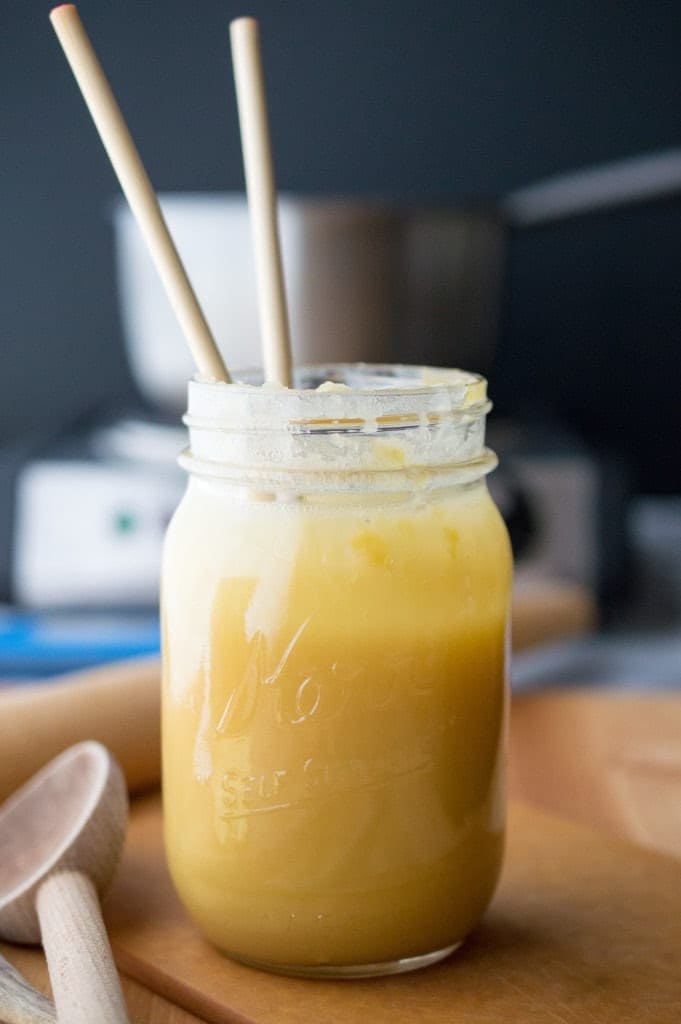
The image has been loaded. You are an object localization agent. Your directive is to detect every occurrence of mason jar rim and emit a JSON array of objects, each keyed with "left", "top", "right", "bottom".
[
  {"left": 185, "top": 363, "right": 490, "bottom": 435},
  {"left": 180, "top": 363, "right": 496, "bottom": 493}
]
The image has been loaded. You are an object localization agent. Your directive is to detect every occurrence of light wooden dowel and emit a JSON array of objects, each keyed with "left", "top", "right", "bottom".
[
  {"left": 0, "top": 953, "right": 56, "bottom": 1024},
  {"left": 49, "top": 4, "right": 230, "bottom": 382},
  {"left": 37, "top": 871, "right": 130, "bottom": 1024},
  {"left": 230, "top": 17, "right": 293, "bottom": 386}
]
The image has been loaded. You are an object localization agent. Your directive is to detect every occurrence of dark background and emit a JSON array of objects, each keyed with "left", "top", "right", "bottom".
[{"left": 1, "top": 0, "right": 680, "bottom": 491}]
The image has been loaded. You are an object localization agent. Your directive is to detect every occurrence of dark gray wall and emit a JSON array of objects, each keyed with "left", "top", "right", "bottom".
[{"left": 2, "top": 0, "right": 681, "bottom": 488}]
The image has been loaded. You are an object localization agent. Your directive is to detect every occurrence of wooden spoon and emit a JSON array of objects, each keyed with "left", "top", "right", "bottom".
[{"left": 0, "top": 742, "right": 130, "bottom": 1023}]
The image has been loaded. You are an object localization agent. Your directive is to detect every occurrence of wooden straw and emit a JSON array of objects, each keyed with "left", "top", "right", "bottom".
[
  {"left": 49, "top": 4, "right": 230, "bottom": 383},
  {"left": 230, "top": 17, "right": 293, "bottom": 387}
]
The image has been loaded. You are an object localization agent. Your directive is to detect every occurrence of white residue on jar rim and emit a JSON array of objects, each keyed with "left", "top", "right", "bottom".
[{"left": 315, "top": 380, "right": 352, "bottom": 393}]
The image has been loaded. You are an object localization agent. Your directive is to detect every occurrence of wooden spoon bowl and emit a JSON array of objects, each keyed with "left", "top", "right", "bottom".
[{"left": 0, "top": 742, "right": 130, "bottom": 1023}]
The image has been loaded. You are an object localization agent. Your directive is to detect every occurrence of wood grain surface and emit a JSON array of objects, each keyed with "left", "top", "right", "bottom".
[
  {"left": 0, "top": 951, "right": 55, "bottom": 1024},
  {"left": 88, "top": 795, "right": 681, "bottom": 1021},
  {"left": 0, "top": 948, "right": 206, "bottom": 1024},
  {"left": 3, "top": 789, "right": 681, "bottom": 1023},
  {"left": 510, "top": 688, "right": 681, "bottom": 858}
]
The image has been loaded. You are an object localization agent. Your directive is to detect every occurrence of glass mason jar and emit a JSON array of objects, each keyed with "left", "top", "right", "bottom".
[{"left": 161, "top": 364, "right": 512, "bottom": 978}]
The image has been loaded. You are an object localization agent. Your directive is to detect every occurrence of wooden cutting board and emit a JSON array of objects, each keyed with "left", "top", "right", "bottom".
[{"left": 92, "top": 794, "right": 681, "bottom": 1024}]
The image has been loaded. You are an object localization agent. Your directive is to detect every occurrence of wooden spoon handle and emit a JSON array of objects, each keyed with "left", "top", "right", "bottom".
[
  {"left": 36, "top": 872, "right": 130, "bottom": 1024},
  {"left": 0, "top": 953, "right": 55, "bottom": 1024}
]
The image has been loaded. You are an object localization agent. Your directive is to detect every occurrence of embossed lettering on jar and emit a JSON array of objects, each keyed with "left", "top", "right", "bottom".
[{"left": 161, "top": 364, "right": 512, "bottom": 977}]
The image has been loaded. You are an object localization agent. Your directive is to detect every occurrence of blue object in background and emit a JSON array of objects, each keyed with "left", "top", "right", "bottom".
[{"left": 0, "top": 608, "right": 160, "bottom": 679}]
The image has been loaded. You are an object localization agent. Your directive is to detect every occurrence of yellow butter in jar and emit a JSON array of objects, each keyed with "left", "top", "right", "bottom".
[{"left": 161, "top": 364, "right": 512, "bottom": 977}]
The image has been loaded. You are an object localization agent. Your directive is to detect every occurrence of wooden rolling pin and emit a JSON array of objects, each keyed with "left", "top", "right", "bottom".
[{"left": 0, "top": 657, "right": 160, "bottom": 803}]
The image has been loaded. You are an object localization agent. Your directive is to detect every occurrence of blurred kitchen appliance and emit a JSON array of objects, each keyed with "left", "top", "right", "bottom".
[
  {"left": 113, "top": 150, "right": 681, "bottom": 413},
  {"left": 11, "top": 420, "right": 185, "bottom": 608},
  {"left": 113, "top": 197, "right": 403, "bottom": 411},
  {"left": 626, "top": 497, "right": 681, "bottom": 625},
  {"left": 487, "top": 422, "right": 603, "bottom": 595},
  {"left": 113, "top": 195, "right": 510, "bottom": 409}
]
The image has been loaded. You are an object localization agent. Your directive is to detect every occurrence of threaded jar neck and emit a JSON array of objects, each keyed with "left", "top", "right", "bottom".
[{"left": 180, "top": 364, "right": 496, "bottom": 494}]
